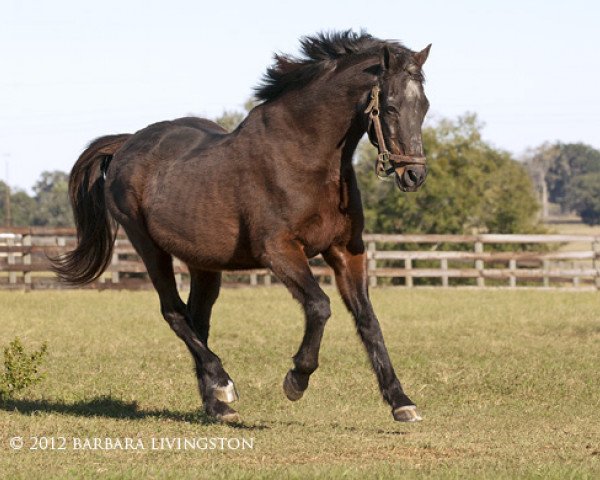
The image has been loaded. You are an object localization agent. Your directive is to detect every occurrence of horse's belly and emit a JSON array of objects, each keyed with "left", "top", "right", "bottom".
[{"left": 146, "top": 215, "right": 258, "bottom": 271}]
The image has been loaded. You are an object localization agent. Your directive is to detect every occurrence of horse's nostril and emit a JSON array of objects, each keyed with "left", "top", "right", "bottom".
[
  {"left": 400, "top": 166, "right": 427, "bottom": 190},
  {"left": 407, "top": 169, "right": 418, "bottom": 184}
]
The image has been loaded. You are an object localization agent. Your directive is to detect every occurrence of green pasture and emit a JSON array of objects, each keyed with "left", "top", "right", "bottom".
[
  {"left": 550, "top": 217, "right": 600, "bottom": 253},
  {"left": 1, "top": 288, "right": 599, "bottom": 479}
]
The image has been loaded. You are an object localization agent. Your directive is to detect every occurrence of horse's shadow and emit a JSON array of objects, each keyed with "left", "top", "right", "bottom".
[{"left": 0, "top": 395, "right": 267, "bottom": 430}]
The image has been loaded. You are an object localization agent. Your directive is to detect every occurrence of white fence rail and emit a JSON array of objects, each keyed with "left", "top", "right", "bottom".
[{"left": 1, "top": 228, "right": 599, "bottom": 290}]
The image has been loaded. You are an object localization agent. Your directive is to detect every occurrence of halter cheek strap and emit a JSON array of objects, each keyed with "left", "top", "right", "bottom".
[{"left": 364, "top": 85, "right": 427, "bottom": 179}]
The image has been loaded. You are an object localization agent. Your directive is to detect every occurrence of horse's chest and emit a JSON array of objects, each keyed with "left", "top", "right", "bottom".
[
  {"left": 296, "top": 204, "right": 349, "bottom": 257},
  {"left": 291, "top": 178, "right": 358, "bottom": 254}
]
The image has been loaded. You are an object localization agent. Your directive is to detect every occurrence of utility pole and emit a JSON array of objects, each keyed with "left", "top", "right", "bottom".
[{"left": 3, "top": 155, "right": 11, "bottom": 227}]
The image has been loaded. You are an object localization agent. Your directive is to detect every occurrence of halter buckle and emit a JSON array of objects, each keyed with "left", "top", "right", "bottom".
[
  {"left": 364, "top": 85, "right": 381, "bottom": 117},
  {"left": 375, "top": 151, "right": 395, "bottom": 179}
]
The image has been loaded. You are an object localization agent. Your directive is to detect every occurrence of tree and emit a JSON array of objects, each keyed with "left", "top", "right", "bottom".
[
  {"left": 31, "top": 171, "right": 73, "bottom": 227},
  {"left": 524, "top": 142, "right": 600, "bottom": 224},
  {"left": 566, "top": 172, "right": 600, "bottom": 225},
  {"left": 215, "top": 110, "right": 245, "bottom": 132},
  {"left": 214, "top": 99, "right": 258, "bottom": 132},
  {"left": 522, "top": 143, "right": 561, "bottom": 219},
  {"left": 356, "top": 114, "right": 542, "bottom": 234},
  {"left": 10, "top": 190, "right": 36, "bottom": 226},
  {"left": 544, "top": 143, "right": 600, "bottom": 212},
  {"left": 0, "top": 181, "right": 10, "bottom": 226},
  {"left": 0, "top": 182, "right": 36, "bottom": 227}
]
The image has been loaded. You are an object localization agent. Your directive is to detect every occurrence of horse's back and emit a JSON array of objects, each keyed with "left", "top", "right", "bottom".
[
  {"left": 105, "top": 116, "right": 251, "bottom": 268},
  {"left": 108, "top": 116, "right": 227, "bottom": 190},
  {"left": 116, "top": 116, "right": 226, "bottom": 159}
]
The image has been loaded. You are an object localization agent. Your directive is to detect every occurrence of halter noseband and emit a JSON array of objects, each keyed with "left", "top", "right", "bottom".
[{"left": 364, "top": 85, "right": 427, "bottom": 179}]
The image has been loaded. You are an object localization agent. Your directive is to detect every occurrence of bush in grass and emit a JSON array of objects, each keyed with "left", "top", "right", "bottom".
[{"left": 0, "top": 338, "right": 48, "bottom": 399}]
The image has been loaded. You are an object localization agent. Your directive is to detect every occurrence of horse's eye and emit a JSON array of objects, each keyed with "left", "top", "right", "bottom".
[{"left": 385, "top": 105, "right": 399, "bottom": 115}]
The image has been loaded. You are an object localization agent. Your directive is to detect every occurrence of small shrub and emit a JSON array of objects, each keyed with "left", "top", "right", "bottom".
[{"left": 0, "top": 338, "right": 48, "bottom": 399}]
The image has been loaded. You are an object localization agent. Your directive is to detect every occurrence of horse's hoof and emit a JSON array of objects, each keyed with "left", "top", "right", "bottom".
[
  {"left": 217, "top": 410, "right": 241, "bottom": 424},
  {"left": 283, "top": 371, "right": 304, "bottom": 401},
  {"left": 213, "top": 380, "right": 239, "bottom": 404},
  {"left": 205, "top": 401, "right": 241, "bottom": 424},
  {"left": 393, "top": 405, "right": 422, "bottom": 422}
]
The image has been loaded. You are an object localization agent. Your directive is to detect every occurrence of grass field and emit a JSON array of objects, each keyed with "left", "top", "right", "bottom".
[{"left": 1, "top": 288, "right": 599, "bottom": 479}]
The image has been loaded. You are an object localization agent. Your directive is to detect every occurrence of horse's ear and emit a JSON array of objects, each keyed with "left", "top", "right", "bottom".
[
  {"left": 380, "top": 46, "right": 398, "bottom": 71},
  {"left": 413, "top": 44, "right": 432, "bottom": 67}
]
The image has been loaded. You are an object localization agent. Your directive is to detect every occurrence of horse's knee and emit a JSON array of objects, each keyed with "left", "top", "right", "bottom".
[{"left": 306, "top": 294, "right": 331, "bottom": 324}]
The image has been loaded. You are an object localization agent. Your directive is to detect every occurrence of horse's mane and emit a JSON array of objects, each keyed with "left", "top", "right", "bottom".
[{"left": 255, "top": 30, "right": 411, "bottom": 102}]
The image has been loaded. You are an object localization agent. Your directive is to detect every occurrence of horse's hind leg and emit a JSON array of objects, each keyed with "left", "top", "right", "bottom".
[
  {"left": 187, "top": 269, "right": 221, "bottom": 344},
  {"left": 120, "top": 224, "right": 239, "bottom": 422},
  {"left": 186, "top": 269, "right": 239, "bottom": 412}
]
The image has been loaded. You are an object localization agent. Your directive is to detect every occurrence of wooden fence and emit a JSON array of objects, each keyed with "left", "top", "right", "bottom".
[{"left": 1, "top": 227, "right": 600, "bottom": 290}]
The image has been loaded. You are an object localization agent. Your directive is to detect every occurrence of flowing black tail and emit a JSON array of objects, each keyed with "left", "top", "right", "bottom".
[{"left": 51, "top": 134, "right": 132, "bottom": 285}]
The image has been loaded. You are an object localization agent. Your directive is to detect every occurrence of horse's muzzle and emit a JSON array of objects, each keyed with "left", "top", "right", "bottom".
[{"left": 395, "top": 164, "right": 427, "bottom": 192}]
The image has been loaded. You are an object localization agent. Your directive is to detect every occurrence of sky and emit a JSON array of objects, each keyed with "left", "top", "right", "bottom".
[{"left": 1, "top": 0, "right": 599, "bottom": 192}]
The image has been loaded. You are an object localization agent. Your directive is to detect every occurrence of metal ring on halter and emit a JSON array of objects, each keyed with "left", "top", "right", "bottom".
[{"left": 375, "top": 152, "right": 396, "bottom": 180}]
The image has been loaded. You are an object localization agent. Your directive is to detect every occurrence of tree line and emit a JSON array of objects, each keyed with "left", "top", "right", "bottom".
[
  {"left": 356, "top": 114, "right": 542, "bottom": 234},
  {"left": 2, "top": 108, "right": 599, "bottom": 231},
  {"left": 1, "top": 171, "right": 72, "bottom": 227},
  {"left": 524, "top": 142, "right": 600, "bottom": 225}
]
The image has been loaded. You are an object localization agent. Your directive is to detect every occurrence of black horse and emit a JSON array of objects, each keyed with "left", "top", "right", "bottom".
[{"left": 53, "top": 31, "right": 431, "bottom": 423}]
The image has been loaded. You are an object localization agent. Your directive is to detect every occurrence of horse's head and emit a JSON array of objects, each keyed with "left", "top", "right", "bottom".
[{"left": 366, "top": 44, "right": 431, "bottom": 192}]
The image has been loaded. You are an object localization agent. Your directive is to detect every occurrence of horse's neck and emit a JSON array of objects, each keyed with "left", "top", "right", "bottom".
[{"left": 257, "top": 81, "right": 370, "bottom": 167}]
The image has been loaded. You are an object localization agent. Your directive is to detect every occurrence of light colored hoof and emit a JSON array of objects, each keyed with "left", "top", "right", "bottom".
[
  {"left": 213, "top": 380, "right": 239, "bottom": 404},
  {"left": 217, "top": 411, "right": 241, "bottom": 424},
  {"left": 393, "top": 405, "right": 422, "bottom": 422},
  {"left": 283, "top": 371, "right": 304, "bottom": 401}
]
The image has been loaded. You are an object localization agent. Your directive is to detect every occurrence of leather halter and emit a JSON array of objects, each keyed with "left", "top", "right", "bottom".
[{"left": 364, "top": 85, "right": 427, "bottom": 179}]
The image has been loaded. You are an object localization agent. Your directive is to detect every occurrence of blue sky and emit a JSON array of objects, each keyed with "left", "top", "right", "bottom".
[{"left": 1, "top": 0, "right": 599, "bottom": 192}]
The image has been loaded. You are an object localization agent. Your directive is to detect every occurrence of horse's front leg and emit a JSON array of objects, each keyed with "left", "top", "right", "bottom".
[
  {"left": 263, "top": 238, "right": 331, "bottom": 401},
  {"left": 323, "top": 244, "right": 422, "bottom": 422}
]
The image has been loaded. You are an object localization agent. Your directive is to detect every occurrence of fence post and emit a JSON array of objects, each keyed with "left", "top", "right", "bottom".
[
  {"left": 368, "top": 241, "right": 377, "bottom": 288},
  {"left": 264, "top": 272, "right": 272, "bottom": 286},
  {"left": 593, "top": 239, "right": 600, "bottom": 290},
  {"left": 111, "top": 250, "right": 120, "bottom": 284},
  {"left": 475, "top": 241, "right": 484, "bottom": 287},
  {"left": 509, "top": 258, "right": 517, "bottom": 288},
  {"left": 440, "top": 258, "right": 448, "bottom": 287},
  {"left": 542, "top": 259, "right": 550, "bottom": 288},
  {"left": 57, "top": 237, "right": 66, "bottom": 258},
  {"left": 23, "top": 234, "right": 32, "bottom": 286},
  {"left": 250, "top": 273, "right": 258, "bottom": 286},
  {"left": 7, "top": 237, "right": 17, "bottom": 284},
  {"left": 173, "top": 258, "right": 183, "bottom": 291},
  {"left": 405, "top": 257, "right": 413, "bottom": 288}
]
